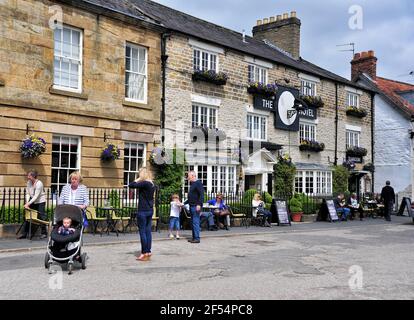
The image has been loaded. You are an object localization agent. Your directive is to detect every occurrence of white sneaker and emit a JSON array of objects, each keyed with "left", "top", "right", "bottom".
[
  {"left": 169, "top": 234, "right": 174, "bottom": 239},
  {"left": 176, "top": 235, "right": 180, "bottom": 240}
]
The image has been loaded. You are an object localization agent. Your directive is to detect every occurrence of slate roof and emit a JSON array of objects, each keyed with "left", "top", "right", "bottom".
[{"left": 71, "top": 0, "right": 372, "bottom": 92}]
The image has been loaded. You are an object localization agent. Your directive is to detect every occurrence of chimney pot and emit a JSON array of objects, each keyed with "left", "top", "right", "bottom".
[
  {"left": 269, "top": 16, "right": 275, "bottom": 23},
  {"left": 354, "top": 53, "right": 361, "bottom": 60},
  {"left": 283, "top": 13, "right": 289, "bottom": 19},
  {"left": 368, "top": 50, "right": 375, "bottom": 57},
  {"left": 291, "top": 11, "right": 297, "bottom": 18},
  {"left": 257, "top": 19, "right": 262, "bottom": 26},
  {"left": 276, "top": 15, "right": 282, "bottom": 21},
  {"left": 263, "top": 18, "right": 269, "bottom": 24},
  {"left": 361, "top": 51, "right": 368, "bottom": 58}
]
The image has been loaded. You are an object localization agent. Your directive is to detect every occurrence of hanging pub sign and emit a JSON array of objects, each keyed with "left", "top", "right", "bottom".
[
  {"left": 253, "top": 95, "right": 275, "bottom": 112},
  {"left": 299, "top": 106, "right": 317, "bottom": 120},
  {"left": 274, "top": 85, "right": 300, "bottom": 131}
]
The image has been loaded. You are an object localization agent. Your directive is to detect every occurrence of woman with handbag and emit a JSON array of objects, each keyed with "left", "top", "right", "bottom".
[
  {"left": 129, "top": 168, "right": 156, "bottom": 262},
  {"left": 18, "top": 169, "right": 48, "bottom": 239}
]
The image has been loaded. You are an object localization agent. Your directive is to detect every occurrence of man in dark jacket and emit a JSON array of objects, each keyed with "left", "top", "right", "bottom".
[
  {"left": 187, "top": 170, "right": 204, "bottom": 243},
  {"left": 381, "top": 181, "right": 395, "bottom": 222}
]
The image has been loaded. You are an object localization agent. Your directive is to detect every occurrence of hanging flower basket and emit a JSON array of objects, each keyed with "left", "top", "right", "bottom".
[
  {"left": 346, "top": 106, "right": 368, "bottom": 118},
  {"left": 192, "top": 70, "right": 228, "bottom": 85},
  {"left": 278, "top": 153, "right": 293, "bottom": 166},
  {"left": 247, "top": 82, "right": 278, "bottom": 98},
  {"left": 342, "top": 160, "right": 356, "bottom": 171},
  {"left": 301, "top": 95, "right": 325, "bottom": 108},
  {"left": 299, "top": 140, "right": 325, "bottom": 152},
  {"left": 346, "top": 146, "right": 368, "bottom": 157},
  {"left": 20, "top": 134, "right": 46, "bottom": 159},
  {"left": 363, "top": 163, "right": 375, "bottom": 172},
  {"left": 101, "top": 143, "right": 120, "bottom": 162}
]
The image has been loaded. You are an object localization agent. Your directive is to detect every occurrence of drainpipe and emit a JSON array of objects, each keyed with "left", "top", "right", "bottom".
[
  {"left": 334, "top": 83, "right": 339, "bottom": 166},
  {"left": 160, "top": 33, "right": 170, "bottom": 146},
  {"left": 371, "top": 92, "right": 375, "bottom": 191}
]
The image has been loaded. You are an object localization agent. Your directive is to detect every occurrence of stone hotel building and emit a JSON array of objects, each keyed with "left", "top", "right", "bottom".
[{"left": 0, "top": 0, "right": 375, "bottom": 197}]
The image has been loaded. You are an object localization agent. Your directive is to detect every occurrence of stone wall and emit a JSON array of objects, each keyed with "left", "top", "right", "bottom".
[
  {"left": 164, "top": 33, "right": 373, "bottom": 171},
  {"left": 0, "top": 0, "right": 162, "bottom": 187}
]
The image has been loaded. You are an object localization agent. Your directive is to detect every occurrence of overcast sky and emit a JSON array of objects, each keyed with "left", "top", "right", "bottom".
[{"left": 153, "top": 0, "right": 414, "bottom": 83}]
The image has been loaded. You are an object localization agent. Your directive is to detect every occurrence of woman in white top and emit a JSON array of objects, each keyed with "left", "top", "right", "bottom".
[
  {"left": 18, "top": 169, "right": 47, "bottom": 239},
  {"left": 58, "top": 171, "right": 89, "bottom": 226},
  {"left": 252, "top": 193, "right": 272, "bottom": 227}
]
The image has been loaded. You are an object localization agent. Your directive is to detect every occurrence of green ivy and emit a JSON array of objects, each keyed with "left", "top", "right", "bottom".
[
  {"left": 333, "top": 165, "right": 350, "bottom": 195},
  {"left": 274, "top": 157, "right": 296, "bottom": 197}
]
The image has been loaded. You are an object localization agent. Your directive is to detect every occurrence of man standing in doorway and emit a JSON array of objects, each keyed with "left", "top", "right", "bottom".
[
  {"left": 381, "top": 181, "right": 395, "bottom": 222},
  {"left": 187, "top": 170, "right": 204, "bottom": 243}
]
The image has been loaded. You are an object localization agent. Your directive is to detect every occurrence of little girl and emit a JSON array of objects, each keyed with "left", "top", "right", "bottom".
[{"left": 169, "top": 194, "right": 183, "bottom": 239}]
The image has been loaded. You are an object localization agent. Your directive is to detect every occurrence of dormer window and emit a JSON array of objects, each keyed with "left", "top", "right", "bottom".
[{"left": 193, "top": 49, "right": 217, "bottom": 72}]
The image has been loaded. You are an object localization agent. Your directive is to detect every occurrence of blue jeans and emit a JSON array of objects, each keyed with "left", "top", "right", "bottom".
[
  {"left": 201, "top": 212, "right": 215, "bottom": 227},
  {"left": 337, "top": 208, "right": 351, "bottom": 220},
  {"left": 190, "top": 206, "right": 201, "bottom": 241},
  {"left": 169, "top": 217, "right": 180, "bottom": 231},
  {"left": 137, "top": 210, "right": 153, "bottom": 254}
]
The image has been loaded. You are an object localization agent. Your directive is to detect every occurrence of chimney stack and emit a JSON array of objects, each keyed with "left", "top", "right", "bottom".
[
  {"left": 252, "top": 11, "right": 301, "bottom": 59},
  {"left": 351, "top": 50, "right": 378, "bottom": 81}
]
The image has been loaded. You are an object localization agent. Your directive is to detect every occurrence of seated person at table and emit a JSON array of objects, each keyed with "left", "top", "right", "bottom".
[
  {"left": 184, "top": 203, "right": 217, "bottom": 231},
  {"left": 252, "top": 194, "right": 272, "bottom": 227},
  {"left": 347, "top": 193, "right": 363, "bottom": 221},
  {"left": 208, "top": 193, "right": 230, "bottom": 230},
  {"left": 334, "top": 194, "right": 351, "bottom": 221},
  {"left": 58, "top": 217, "right": 76, "bottom": 235}
]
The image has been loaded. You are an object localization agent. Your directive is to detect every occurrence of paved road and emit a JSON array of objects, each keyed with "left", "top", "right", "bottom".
[{"left": 1, "top": 217, "right": 413, "bottom": 300}]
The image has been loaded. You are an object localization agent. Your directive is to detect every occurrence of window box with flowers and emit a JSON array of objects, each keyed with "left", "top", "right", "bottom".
[
  {"left": 346, "top": 146, "right": 368, "bottom": 157},
  {"left": 299, "top": 140, "right": 325, "bottom": 153},
  {"left": 346, "top": 106, "right": 368, "bottom": 118},
  {"left": 247, "top": 82, "right": 278, "bottom": 99},
  {"left": 192, "top": 70, "right": 228, "bottom": 86},
  {"left": 301, "top": 95, "right": 325, "bottom": 108},
  {"left": 20, "top": 134, "right": 47, "bottom": 159},
  {"left": 101, "top": 143, "right": 120, "bottom": 162}
]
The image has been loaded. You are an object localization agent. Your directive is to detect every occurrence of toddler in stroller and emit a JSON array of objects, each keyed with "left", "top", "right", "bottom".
[{"left": 44, "top": 205, "right": 87, "bottom": 274}]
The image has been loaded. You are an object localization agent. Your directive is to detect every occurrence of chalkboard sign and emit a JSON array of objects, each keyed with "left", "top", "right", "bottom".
[
  {"left": 271, "top": 199, "right": 291, "bottom": 226},
  {"left": 398, "top": 197, "right": 413, "bottom": 217},
  {"left": 326, "top": 200, "right": 339, "bottom": 222}
]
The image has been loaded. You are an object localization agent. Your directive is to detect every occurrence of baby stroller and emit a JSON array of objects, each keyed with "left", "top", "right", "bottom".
[{"left": 44, "top": 205, "right": 87, "bottom": 275}]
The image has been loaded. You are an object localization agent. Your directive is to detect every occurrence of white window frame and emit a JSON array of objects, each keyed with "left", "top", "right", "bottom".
[
  {"left": 192, "top": 104, "right": 218, "bottom": 129},
  {"left": 299, "top": 122, "right": 316, "bottom": 142},
  {"left": 193, "top": 48, "right": 218, "bottom": 72},
  {"left": 248, "top": 64, "right": 268, "bottom": 84},
  {"left": 53, "top": 25, "right": 83, "bottom": 93},
  {"left": 294, "top": 171, "right": 332, "bottom": 196},
  {"left": 247, "top": 114, "right": 267, "bottom": 141},
  {"left": 51, "top": 135, "right": 81, "bottom": 195},
  {"left": 347, "top": 92, "right": 360, "bottom": 108},
  {"left": 123, "top": 142, "right": 147, "bottom": 188},
  {"left": 125, "top": 42, "right": 148, "bottom": 104},
  {"left": 184, "top": 165, "right": 237, "bottom": 194},
  {"left": 346, "top": 130, "right": 361, "bottom": 149},
  {"left": 301, "top": 79, "right": 317, "bottom": 97}
]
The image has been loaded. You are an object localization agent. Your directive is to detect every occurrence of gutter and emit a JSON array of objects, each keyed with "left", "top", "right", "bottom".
[
  {"left": 371, "top": 92, "right": 375, "bottom": 190},
  {"left": 161, "top": 32, "right": 171, "bottom": 144}
]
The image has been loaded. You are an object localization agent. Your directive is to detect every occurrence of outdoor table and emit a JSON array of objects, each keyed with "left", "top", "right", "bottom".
[
  {"left": 96, "top": 207, "right": 120, "bottom": 236},
  {"left": 123, "top": 206, "right": 138, "bottom": 232}
]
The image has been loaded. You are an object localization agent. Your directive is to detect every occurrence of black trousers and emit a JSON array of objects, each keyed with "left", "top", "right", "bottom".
[
  {"left": 23, "top": 202, "right": 47, "bottom": 235},
  {"left": 384, "top": 201, "right": 393, "bottom": 220}
]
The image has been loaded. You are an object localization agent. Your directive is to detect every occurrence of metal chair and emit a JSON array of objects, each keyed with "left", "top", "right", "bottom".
[{"left": 229, "top": 206, "right": 249, "bottom": 228}]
